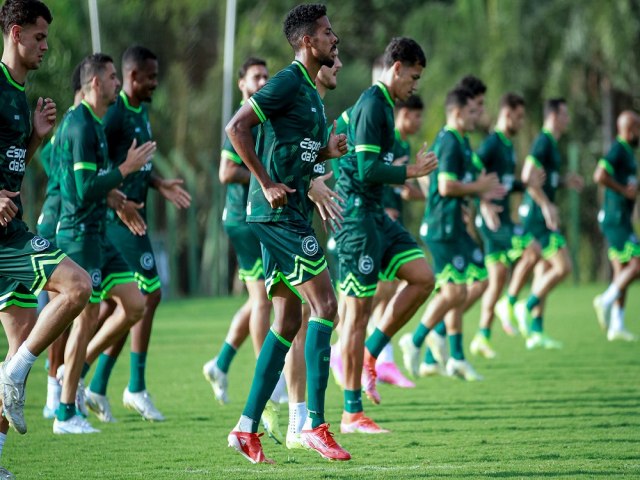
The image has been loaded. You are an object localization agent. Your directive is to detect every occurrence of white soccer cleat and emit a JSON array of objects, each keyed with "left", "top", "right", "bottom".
[
  {"left": 53, "top": 414, "right": 100, "bottom": 434},
  {"left": 445, "top": 358, "right": 483, "bottom": 381},
  {"left": 514, "top": 301, "right": 530, "bottom": 338},
  {"left": 123, "top": 389, "right": 166, "bottom": 421},
  {"left": 426, "top": 330, "right": 449, "bottom": 365},
  {"left": 469, "top": 333, "right": 497, "bottom": 359},
  {"left": 85, "top": 387, "right": 117, "bottom": 423},
  {"left": 42, "top": 405, "right": 57, "bottom": 419},
  {"left": 607, "top": 329, "right": 638, "bottom": 342},
  {"left": 419, "top": 362, "right": 445, "bottom": 377},
  {"left": 261, "top": 399, "right": 284, "bottom": 444},
  {"left": 525, "top": 332, "right": 563, "bottom": 350},
  {"left": 593, "top": 295, "right": 610, "bottom": 332},
  {"left": 202, "top": 357, "right": 228, "bottom": 405},
  {"left": 0, "top": 466, "right": 14, "bottom": 480},
  {"left": 398, "top": 333, "right": 421, "bottom": 378},
  {"left": 0, "top": 362, "right": 26, "bottom": 435},
  {"left": 75, "top": 379, "right": 89, "bottom": 417},
  {"left": 286, "top": 431, "right": 304, "bottom": 449},
  {"left": 495, "top": 297, "right": 517, "bottom": 336}
]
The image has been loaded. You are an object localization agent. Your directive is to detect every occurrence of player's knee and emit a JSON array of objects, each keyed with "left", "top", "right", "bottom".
[
  {"left": 69, "top": 269, "right": 92, "bottom": 307},
  {"left": 421, "top": 270, "right": 436, "bottom": 297},
  {"left": 315, "top": 293, "right": 337, "bottom": 323},
  {"left": 629, "top": 258, "right": 640, "bottom": 277},
  {"left": 125, "top": 293, "right": 145, "bottom": 326}
]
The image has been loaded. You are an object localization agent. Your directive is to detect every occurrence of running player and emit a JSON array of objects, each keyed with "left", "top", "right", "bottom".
[
  {"left": 335, "top": 37, "right": 437, "bottom": 433},
  {"left": 226, "top": 4, "right": 350, "bottom": 463},
  {"left": 593, "top": 110, "right": 640, "bottom": 341},
  {"left": 54, "top": 53, "right": 155, "bottom": 433}
]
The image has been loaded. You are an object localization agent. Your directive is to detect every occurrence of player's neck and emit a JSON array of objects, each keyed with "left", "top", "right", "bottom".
[
  {"left": 83, "top": 93, "right": 108, "bottom": 119},
  {"left": 543, "top": 121, "right": 561, "bottom": 140},
  {"left": 122, "top": 85, "right": 140, "bottom": 107},
  {"left": 294, "top": 52, "right": 319, "bottom": 86},
  {"left": 445, "top": 118, "right": 466, "bottom": 135},
  {"left": 495, "top": 118, "right": 511, "bottom": 138},
  {"left": 1, "top": 50, "right": 28, "bottom": 85},
  {"left": 316, "top": 83, "right": 327, "bottom": 99}
]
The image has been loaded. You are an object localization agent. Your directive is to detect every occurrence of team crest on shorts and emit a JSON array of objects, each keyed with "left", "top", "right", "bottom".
[
  {"left": 358, "top": 255, "right": 374, "bottom": 275},
  {"left": 453, "top": 255, "right": 465, "bottom": 271},
  {"left": 30, "top": 236, "right": 50, "bottom": 252},
  {"left": 90, "top": 269, "right": 102, "bottom": 288},
  {"left": 472, "top": 248, "right": 483, "bottom": 263},
  {"left": 140, "top": 252, "right": 155, "bottom": 270},
  {"left": 301, "top": 236, "right": 319, "bottom": 256}
]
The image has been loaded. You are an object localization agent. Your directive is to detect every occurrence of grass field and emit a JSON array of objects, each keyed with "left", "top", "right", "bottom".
[{"left": 4, "top": 283, "right": 640, "bottom": 479}]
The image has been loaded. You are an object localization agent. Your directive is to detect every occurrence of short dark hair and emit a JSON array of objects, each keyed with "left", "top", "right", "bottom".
[
  {"left": 71, "top": 60, "right": 82, "bottom": 93},
  {"left": 283, "top": 4, "right": 327, "bottom": 49},
  {"left": 238, "top": 57, "right": 266, "bottom": 79},
  {"left": 0, "top": 0, "right": 52, "bottom": 35},
  {"left": 544, "top": 97, "right": 566, "bottom": 118},
  {"left": 500, "top": 92, "right": 525, "bottom": 110},
  {"left": 445, "top": 86, "right": 473, "bottom": 113},
  {"left": 383, "top": 37, "right": 426, "bottom": 69},
  {"left": 396, "top": 94, "right": 424, "bottom": 112},
  {"left": 80, "top": 53, "right": 114, "bottom": 92},
  {"left": 122, "top": 45, "right": 157, "bottom": 73},
  {"left": 457, "top": 75, "right": 486, "bottom": 97}
]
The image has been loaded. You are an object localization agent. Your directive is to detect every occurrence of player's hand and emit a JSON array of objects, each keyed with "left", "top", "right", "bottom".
[
  {"left": 106, "top": 189, "right": 127, "bottom": 211},
  {"left": 384, "top": 207, "right": 400, "bottom": 222},
  {"left": 392, "top": 155, "right": 409, "bottom": 167},
  {"left": 480, "top": 200, "right": 503, "bottom": 232},
  {"left": 120, "top": 139, "right": 157, "bottom": 176},
  {"left": 541, "top": 202, "right": 559, "bottom": 231},
  {"left": 623, "top": 183, "right": 638, "bottom": 200},
  {"left": 0, "top": 190, "right": 19, "bottom": 227},
  {"left": 324, "top": 121, "right": 347, "bottom": 159},
  {"left": 158, "top": 178, "right": 191, "bottom": 209},
  {"left": 308, "top": 172, "right": 344, "bottom": 232},
  {"left": 407, "top": 143, "right": 438, "bottom": 178},
  {"left": 263, "top": 180, "right": 295, "bottom": 209},
  {"left": 32, "top": 97, "right": 57, "bottom": 139},
  {"left": 116, "top": 200, "right": 147, "bottom": 236},
  {"left": 526, "top": 167, "right": 546, "bottom": 189},
  {"left": 565, "top": 172, "right": 584, "bottom": 192},
  {"left": 477, "top": 170, "right": 507, "bottom": 200}
]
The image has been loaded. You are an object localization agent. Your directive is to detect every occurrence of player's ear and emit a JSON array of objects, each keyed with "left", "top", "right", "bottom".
[
  {"left": 10, "top": 24, "right": 21, "bottom": 44},
  {"left": 393, "top": 61, "right": 403, "bottom": 77}
]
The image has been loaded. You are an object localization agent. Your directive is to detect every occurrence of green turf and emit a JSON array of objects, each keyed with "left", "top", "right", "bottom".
[{"left": 5, "top": 284, "right": 640, "bottom": 479}]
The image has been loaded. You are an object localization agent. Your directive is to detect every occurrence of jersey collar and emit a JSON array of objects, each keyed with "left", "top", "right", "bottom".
[
  {"left": 495, "top": 130, "right": 512, "bottom": 147},
  {"left": 0, "top": 62, "right": 25, "bottom": 92},
  {"left": 375, "top": 81, "right": 395, "bottom": 109},
  {"left": 542, "top": 128, "right": 558, "bottom": 147},
  {"left": 81, "top": 100, "right": 103, "bottom": 124},
  {"left": 292, "top": 61, "right": 316, "bottom": 89},
  {"left": 617, "top": 136, "right": 634, "bottom": 155},
  {"left": 120, "top": 90, "right": 142, "bottom": 113},
  {"left": 444, "top": 125, "right": 464, "bottom": 144}
]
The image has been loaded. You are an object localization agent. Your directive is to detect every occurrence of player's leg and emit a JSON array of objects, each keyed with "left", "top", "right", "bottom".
[
  {"left": 604, "top": 258, "right": 639, "bottom": 341},
  {"left": 283, "top": 303, "right": 308, "bottom": 449},
  {"left": 471, "top": 260, "right": 508, "bottom": 359}
]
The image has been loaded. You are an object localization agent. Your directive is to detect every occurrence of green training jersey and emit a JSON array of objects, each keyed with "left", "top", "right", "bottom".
[
  {"left": 245, "top": 60, "right": 327, "bottom": 223},
  {"left": 57, "top": 101, "right": 124, "bottom": 237},
  {"left": 522, "top": 129, "right": 561, "bottom": 214},
  {"left": 0, "top": 62, "right": 32, "bottom": 237},
  {"left": 104, "top": 90, "right": 153, "bottom": 223},
  {"left": 598, "top": 138, "right": 637, "bottom": 226},
  {"left": 382, "top": 129, "right": 411, "bottom": 215},
  {"left": 423, "top": 127, "right": 472, "bottom": 241},
  {"left": 336, "top": 82, "right": 407, "bottom": 217}
]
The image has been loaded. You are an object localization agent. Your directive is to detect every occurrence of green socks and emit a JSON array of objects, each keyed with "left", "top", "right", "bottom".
[
  {"left": 526, "top": 294, "right": 540, "bottom": 312},
  {"left": 480, "top": 328, "right": 491, "bottom": 340},
  {"left": 344, "top": 389, "right": 363, "bottom": 414},
  {"left": 449, "top": 333, "right": 464, "bottom": 360},
  {"left": 531, "top": 316, "right": 543, "bottom": 333},
  {"left": 434, "top": 321, "right": 447, "bottom": 336},
  {"left": 412, "top": 323, "right": 430, "bottom": 348},
  {"left": 129, "top": 352, "right": 147, "bottom": 393},
  {"left": 242, "top": 329, "right": 290, "bottom": 432},
  {"left": 424, "top": 347, "right": 437, "bottom": 365},
  {"left": 507, "top": 294, "right": 517, "bottom": 306},
  {"left": 80, "top": 362, "right": 90, "bottom": 379},
  {"left": 216, "top": 342, "right": 237, "bottom": 374},
  {"left": 89, "top": 354, "right": 117, "bottom": 395},
  {"left": 365, "top": 328, "right": 390, "bottom": 358},
  {"left": 306, "top": 317, "right": 333, "bottom": 428},
  {"left": 56, "top": 402, "right": 75, "bottom": 422}
]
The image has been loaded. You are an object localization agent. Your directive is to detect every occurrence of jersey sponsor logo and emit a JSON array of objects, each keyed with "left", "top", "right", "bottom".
[
  {"left": 140, "top": 252, "right": 155, "bottom": 270},
  {"left": 452, "top": 255, "right": 465, "bottom": 271},
  {"left": 98, "top": 168, "right": 110, "bottom": 176},
  {"left": 30, "top": 236, "right": 50, "bottom": 252},
  {"left": 300, "top": 138, "right": 322, "bottom": 163},
  {"left": 90, "top": 269, "right": 102, "bottom": 288},
  {"left": 140, "top": 162, "right": 153, "bottom": 172},
  {"left": 7, "top": 146, "right": 27, "bottom": 172},
  {"left": 301, "top": 235, "right": 319, "bottom": 256},
  {"left": 313, "top": 163, "right": 325, "bottom": 174},
  {"left": 382, "top": 152, "right": 394, "bottom": 164},
  {"left": 358, "top": 255, "right": 374, "bottom": 275}
]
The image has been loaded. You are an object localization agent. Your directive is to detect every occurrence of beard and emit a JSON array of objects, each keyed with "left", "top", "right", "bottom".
[{"left": 317, "top": 46, "right": 337, "bottom": 68}]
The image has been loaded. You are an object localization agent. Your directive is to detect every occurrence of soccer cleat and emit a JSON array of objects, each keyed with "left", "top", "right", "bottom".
[
  {"left": 0, "top": 362, "right": 26, "bottom": 434},
  {"left": 85, "top": 388, "right": 117, "bottom": 423},
  {"left": 593, "top": 295, "right": 610, "bottom": 332},
  {"left": 514, "top": 300, "right": 530, "bottom": 338},
  {"left": 261, "top": 400, "right": 284, "bottom": 445},
  {"left": 426, "top": 330, "right": 449, "bottom": 366},
  {"left": 495, "top": 296, "right": 517, "bottom": 336},
  {"left": 419, "top": 362, "right": 445, "bottom": 377},
  {"left": 286, "top": 431, "right": 304, "bottom": 449},
  {"left": 376, "top": 361, "right": 415, "bottom": 388},
  {"left": 42, "top": 405, "right": 57, "bottom": 419},
  {"left": 469, "top": 333, "right": 497, "bottom": 359},
  {"left": 445, "top": 358, "right": 483, "bottom": 381},
  {"left": 362, "top": 350, "right": 380, "bottom": 405},
  {"left": 329, "top": 344, "right": 344, "bottom": 389},
  {"left": 76, "top": 379, "right": 89, "bottom": 417},
  {"left": 202, "top": 357, "right": 228, "bottom": 405},
  {"left": 53, "top": 414, "right": 100, "bottom": 434},
  {"left": 227, "top": 431, "right": 274, "bottom": 464},
  {"left": 340, "top": 411, "right": 389, "bottom": 434},
  {"left": 301, "top": 423, "right": 351, "bottom": 461},
  {"left": 0, "top": 466, "right": 14, "bottom": 480},
  {"left": 398, "top": 333, "right": 421, "bottom": 378},
  {"left": 525, "top": 332, "right": 563, "bottom": 350},
  {"left": 607, "top": 329, "right": 638, "bottom": 342},
  {"left": 123, "top": 388, "right": 166, "bottom": 421}
]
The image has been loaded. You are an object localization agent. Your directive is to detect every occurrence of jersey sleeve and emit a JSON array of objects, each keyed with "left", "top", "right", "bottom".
[
  {"left": 476, "top": 136, "right": 495, "bottom": 172},
  {"left": 598, "top": 142, "right": 621, "bottom": 176},
  {"left": 247, "top": 69, "right": 298, "bottom": 124},
  {"left": 526, "top": 135, "right": 548, "bottom": 170},
  {"left": 335, "top": 108, "right": 351, "bottom": 136},
  {"left": 437, "top": 133, "right": 463, "bottom": 182},
  {"left": 221, "top": 134, "right": 242, "bottom": 164}
]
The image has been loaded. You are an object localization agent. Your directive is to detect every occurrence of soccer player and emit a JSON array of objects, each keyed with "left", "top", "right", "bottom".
[
  {"left": 470, "top": 93, "right": 542, "bottom": 358},
  {"left": 401, "top": 87, "right": 502, "bottom": 381},
  {"left": 83, "top": 45, "right": 191, "bottom": 423},
  {"left": 226, "top": 4, "right": 350, "bottom": 463},
  {"left": 0, "top": 0, "right": 93, "bottom": 442},
  {"left": 335, "top": 37, "right": 438, "bottom": 433},
  {"left": 54, "top": 53, "right": 155, "bottom": 433},
  {"left": 203, "top": 57, "right": 272, "bottom": 407},
  {"left": 513, "top": 98, "right": 583, "bottom": 349},
  {"left": 593, "top": 110, "right": 640, "bottom": 341}
]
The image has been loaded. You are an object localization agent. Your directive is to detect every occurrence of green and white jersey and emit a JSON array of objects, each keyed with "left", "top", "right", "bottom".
[
  {"left": 57, "top": 101, "right": 124, "bottom": 237},
  {"left": 521, "top": 129, "right": 561, "bottom": 213},
  {"left": 422, "top": 127, "right": 472, "bottom": 241},
  {"left": 336, "top": 82, "right": 407, "bottom": 217},
  {"left": 598, "top": 138, "right": 637, "bottom": 226},
  {"left": 104, "top": 91, "right": 153, "bottom": 223},
  {"left": 246, "top": 60, "right": 327, "bottom": 223},
  {"left": 0, "top": 63, "right": 32, "bottom": 237},
  {"left": 382, "top": 129, "right": 411, "bottom": 215}
]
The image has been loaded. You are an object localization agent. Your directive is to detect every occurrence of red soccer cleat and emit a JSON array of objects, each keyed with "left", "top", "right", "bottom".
[
  {"left": 228, "top": 431, "right": 275, "bottom": 464},
  {"left": 376, "top": 361, "right": 415, "bottom": 388},
  {"left": 362, "top": 349, "right": 380, "bottom": 404},
  {"left": 340, "top": 411, "right": 390, "bottom": 434},
  {"left": 300, "top": 423, "right": 351, "bottom": 461}
]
